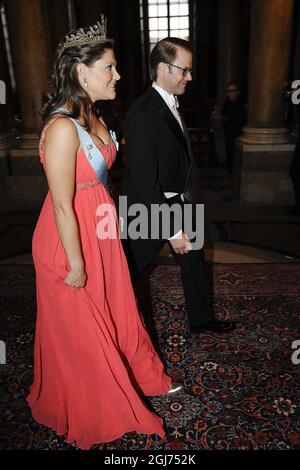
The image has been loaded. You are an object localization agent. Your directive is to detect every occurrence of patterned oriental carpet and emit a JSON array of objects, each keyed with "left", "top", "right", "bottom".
[{"left": 0, "top": 263, "right": 299, "bottom": 450}]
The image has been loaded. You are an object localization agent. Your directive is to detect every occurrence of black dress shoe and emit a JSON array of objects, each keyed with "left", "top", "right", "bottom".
[{"left": 190, "top": 320, "right": 236, "bottom": 334}]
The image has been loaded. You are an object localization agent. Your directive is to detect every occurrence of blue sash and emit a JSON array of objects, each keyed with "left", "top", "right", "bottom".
[{"left": 49, "top": 107, "right": 118, "bottom": 190}]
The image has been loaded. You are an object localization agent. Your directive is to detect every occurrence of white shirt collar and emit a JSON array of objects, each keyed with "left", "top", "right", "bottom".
[{"left": 152, "top": 82, "right": 179, "bottom": 110}]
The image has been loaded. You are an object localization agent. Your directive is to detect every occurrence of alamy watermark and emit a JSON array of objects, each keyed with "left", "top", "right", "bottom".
[
  {"left": 291, "top": 339, "right": 300, "bottom": 366},
  {"left": 95, "top": 197, "right": 205, "bottom": 250},
  {"left": 0, "top": 340, "right": 6, "bottom": 365},
  {"left": 291, "top": 80, "right": 300, "bottom": 105},
  {"left": 0, "top": 80, "right": 6, "bottom": 104}
]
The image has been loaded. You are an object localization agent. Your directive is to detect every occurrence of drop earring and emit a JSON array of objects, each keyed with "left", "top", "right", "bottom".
[{"left": 83, "top": 77, "right": 88, "bottom": 87}]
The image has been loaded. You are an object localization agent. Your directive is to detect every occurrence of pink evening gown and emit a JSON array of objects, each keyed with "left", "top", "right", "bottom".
[{"left": 27, "top": 115, "right": 171, "bottom": 450}]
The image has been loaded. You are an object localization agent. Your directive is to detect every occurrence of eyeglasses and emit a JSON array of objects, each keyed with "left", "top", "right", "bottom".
[
  {"left": 226, "top": 89, "right": 237, "bottom": 92},
  {"left": 167, "top": 63, "right": 193, "bottom": 77}
]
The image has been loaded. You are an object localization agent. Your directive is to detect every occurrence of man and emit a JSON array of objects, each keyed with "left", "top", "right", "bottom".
[
  {"left": 221, "top": 81, "right": 246, "bottom": 172},
  {"left": 121, "top": 37, "right": 235, "bottom": 334}
]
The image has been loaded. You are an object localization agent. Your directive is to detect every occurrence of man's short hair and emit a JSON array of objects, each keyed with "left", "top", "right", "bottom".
[{"left": 149, "top": 37, "right": 193, "bottom": 81}]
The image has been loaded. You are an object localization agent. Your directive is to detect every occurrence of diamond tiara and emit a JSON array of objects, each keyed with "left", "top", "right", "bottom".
[{"left": 64, "top": 14, "right": 107, "bottom": 49}]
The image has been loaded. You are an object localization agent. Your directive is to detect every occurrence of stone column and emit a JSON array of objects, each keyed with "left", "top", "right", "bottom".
[
  {"left": 234, "top": 0, "right": 295, "bottom": 205},
  {"left": 240, "top": 0, "right": 294, "bottom": 144},
  {"left": 6, "top": 0, "right": 51, "bottom": 145},
  {"left": 212, "top": 0, "right": 244, "bottom": 163},
  {"left": 4, "top": 0, "right": 51, "bottom": 211}
]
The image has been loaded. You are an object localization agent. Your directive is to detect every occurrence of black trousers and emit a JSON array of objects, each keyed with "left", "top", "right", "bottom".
[
  {"left": 122, "top": 201, "right": 215, "bottom": 328},
  {"left": 168, "top": 243, "right": 214, "bottom": 327}
]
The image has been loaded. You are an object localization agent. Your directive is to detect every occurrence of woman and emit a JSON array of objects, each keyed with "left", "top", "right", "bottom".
[{"left": 27, "top": 18, "right": 180, "bottom": 450}]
